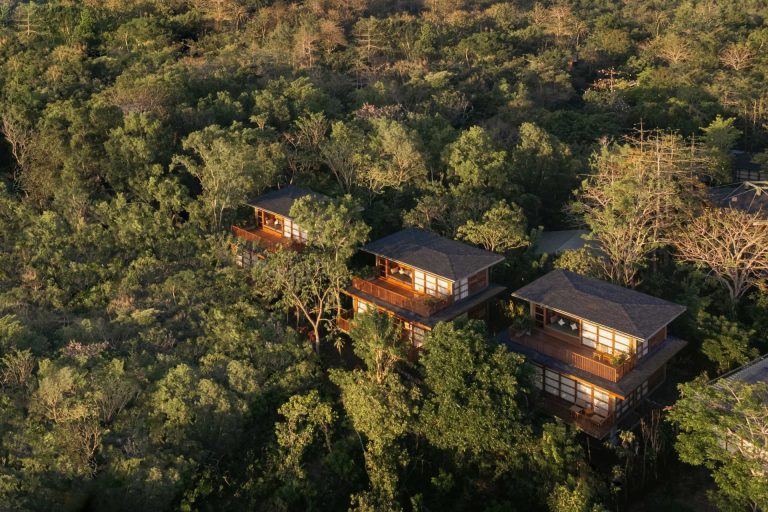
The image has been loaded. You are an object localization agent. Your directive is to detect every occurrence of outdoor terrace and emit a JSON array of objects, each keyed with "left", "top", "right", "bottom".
[
  {"left": 540, "top": 393, "right": 615, "bottom": 439},
  {"left": 349, "top": 276, "right": 453, "bottom": 318},
  {"left": 231, "top": 225, "right": 302, "bottom": 252},
  {"left": 512, "top": 328, "right": 635, "bottom": 382}
]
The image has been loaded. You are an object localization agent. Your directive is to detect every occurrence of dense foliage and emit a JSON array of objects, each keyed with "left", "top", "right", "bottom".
[{"left": 1, "top": 0, "right": 768, "bottom": 510}]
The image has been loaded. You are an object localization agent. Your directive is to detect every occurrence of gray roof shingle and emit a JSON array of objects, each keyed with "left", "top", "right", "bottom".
[
  {"left": 246, "top": 185, "right": 328, "bottom": 218},
  {"left": 363, "top": 228, "right": 505, "bottom": 282},
  {"left": 708, "top": 182, "right": 768, "bottom": 217},
  {"left": 721, "top": 354, "right": 768, "bottom": 387},
  {"left": 511, "top": 270, "right": 686, "bottom": 339},
  {"left": 533, "top": 229, "right": 593, "bottom": 256}
]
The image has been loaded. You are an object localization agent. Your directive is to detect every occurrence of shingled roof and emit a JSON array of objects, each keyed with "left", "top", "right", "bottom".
[
  {"left": 511, "top": 270, "right": 686, "bottom": 340},
  {"left": 363, "top": 228, "right": 505, "bottom": 282},
  {"left": 721, "top": 354, "right": 768, "bottom": 387},
  {"left": 246, "top": 186, "right": 328, "bottom": 218},
  {"left": 533, "top": 229, "right": 594, "bottom": 256},
  {"left": 708, "top": 182, "right": 768, "bottom": 217}
]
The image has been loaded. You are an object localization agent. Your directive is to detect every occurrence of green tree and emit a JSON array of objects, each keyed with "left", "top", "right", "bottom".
[
  {"left": 254, "top": 249, "right": 347, "bottom": 351},
  {"left": 457, "top": 200, "right": 529, "bottom": 253},
  {"left": 363, "top": 118, "right": 427, "bottom": 197},
  {"left": 173, "top": 123, "right": 282, "bottom": 231},
  {"left": 509, "top": 123, "right": 578, "bottom": 226},
  {"left": 289, "top": 194, "right": 370, "bottom": 264},
  {"left": 348, "top": 311, "right": 407, "bottom": 384},
  {"left": 320, "top": 120, "right": 369, "bottom": 193},
  {"left": 698, "top": 312, "right": 758, "bottom": 375},
  {"left": 275, "top": 390, "right": 336, "bottom": 479},
  {"left": 445, "top": 126, "right": 508, "bottom": 193},
  {"left": 419, "top": 321, "right": 528, "bottom": 471},
  {"left": 668, "top": 376, "right": 768, "bottom": 512}
]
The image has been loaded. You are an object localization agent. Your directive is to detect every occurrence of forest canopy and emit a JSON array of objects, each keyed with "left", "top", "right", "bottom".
[{"left": 1, "top": 0, "right": 767, "bottom": 511}]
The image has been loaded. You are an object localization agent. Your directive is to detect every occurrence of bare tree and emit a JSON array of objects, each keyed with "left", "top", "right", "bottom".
[
  {"left": 654, "top": 33, "right": 692, "bottom": 65},
  {"left": 1, "top": 116, "right": 32, "bottom": 183},
  {"left": 672, "top": 207, "right": 768, "bottom": 309},
  {"left": 569, "top": 130, "right": 711, "bottom": 287},
  {"left": 720, "top": 43, "right": 752, "bottom": 71}
]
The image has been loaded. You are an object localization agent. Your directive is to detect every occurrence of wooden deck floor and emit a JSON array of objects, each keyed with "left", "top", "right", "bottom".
[{"left": 512, "top": 328, "right": 635, "bottom": 382}]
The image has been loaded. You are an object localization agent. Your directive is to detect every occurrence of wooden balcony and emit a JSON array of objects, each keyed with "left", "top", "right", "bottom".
[
  {"left": 540, "top": 393, "right": 615, "bottom": 439},
  {"left": 512, "top": 328, "right": 635, "bottom": 382},
  {"left": 350, "top": 276, "right": 453, "bottom": 317},
  {"left": 336, "top": 310, "right": 353, "bottom": 333},
  {"left": 231, "top": 225, "right": 301, "bottom": 252}
]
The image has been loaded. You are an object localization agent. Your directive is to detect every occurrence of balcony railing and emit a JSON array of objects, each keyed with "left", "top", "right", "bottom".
[
  {"left": 541, "top": 394, "right": 615, "bottom": 439},
  {"left": 350, "top": 276, "right": 453, "bottom": 317},
  {"left": 336, "top": 310, "right": 354, "bottom": 333},
  {"left": 512, "top": 329, "right": 635, "bottom": 382},
  {"left": 231, "top": 225, "right": 301, "bottom": 252}
]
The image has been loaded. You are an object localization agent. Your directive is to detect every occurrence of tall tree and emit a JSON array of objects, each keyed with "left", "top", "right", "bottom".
[
  {"left": 569, "top": 131, "right": 710, "bottom": 286},
  {"left": 668, "top": 376, "right": 768, "bottom": 512},
  {"left": 672, "top": 208, "right": 768, "bottom": 309},
  {"left": 697, "top": 312, "right": 758, "bottom": 374},
  {"left": 419, "top": 322, "right": 528, "bottom": 472},
  {"left": 173, "top": 123, "right": 282, "bottom": 231},
  {"left": 289, "top": 194, "right": 370, "bottom": 264},
  {"left": 253, "top": 249, "right": 346, "bottom": 352},
  {"left": 457, "top": 200, "right": 529, "bottom": 253}
]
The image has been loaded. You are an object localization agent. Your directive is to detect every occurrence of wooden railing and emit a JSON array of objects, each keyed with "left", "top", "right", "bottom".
[
  {"left": 513, "top": 330, "right": 635, "bottom": 382},
  {"left": 336, "top": 311, "right": 353, "bottom": 333},
  {"left": 350, "top": 277, "right": 453, "bottom": 317},
  {"left": 231, "top": 225, "right": 298, "bottom": 252},
  {"left": 541, "top": 394, "right": 615, "bottom": 439}
]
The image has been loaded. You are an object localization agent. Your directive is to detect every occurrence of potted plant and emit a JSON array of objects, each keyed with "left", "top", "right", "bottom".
[
  {"left": 358, "top": 266, "right": 377, "bottom": 280},
  {"left": 506, "top": 301, "right": 533, "bottom": 337},
  {"left": 610, "top": 352, "right": 630, "bottom": 366}
]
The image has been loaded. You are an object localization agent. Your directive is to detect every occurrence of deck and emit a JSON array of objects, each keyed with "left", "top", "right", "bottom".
[
  {"left": 512, "top": 329, "right": 635, "bottom": 382},
  {"left": 540, "top": 393, "right": 615, "bottom": 439},
  {"left": 231, "top": 225, "right": 301, "bottom": 253},
  {"left": 349, "top": 276, "right": 453, "bottom": 317}
]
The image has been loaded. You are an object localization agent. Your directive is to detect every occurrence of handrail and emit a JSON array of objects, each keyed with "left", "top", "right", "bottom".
[
  {"left": 231, "top": 225, "right": 300, "bottom": 252},
  {"left": 350, "top": 277, "right": 453, "bottom": 317},
  {"left": 513, "top": 330, "right": 636, "bottom": 382}
]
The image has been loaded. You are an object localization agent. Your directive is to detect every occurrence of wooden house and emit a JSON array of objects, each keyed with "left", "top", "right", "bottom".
[
  {"left": 230, "top": 186, "right": 327, "bottom": 266},
  {"left": 507, "top": 270, "right": 687, "bottom": 439},
  {"left": 339, "top": 228, "right": 506, "bottom": 348}
]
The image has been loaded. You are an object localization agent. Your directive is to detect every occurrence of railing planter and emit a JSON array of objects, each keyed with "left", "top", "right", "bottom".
[
  {"left": 350, "top": 276, "right": 453, "bottom": 317},
  {"left": 511, "top": 329, "right": 637, "bottom": 382}
]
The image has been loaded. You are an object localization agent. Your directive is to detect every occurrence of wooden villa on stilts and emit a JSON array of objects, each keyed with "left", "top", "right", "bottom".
[
  {"left": 338, "top": 228, "right": 506, "bottom": 353},
  {"left": 230, "top": 185, "right": 327, "bottom": 266},
  {"left": 506, "top": 270, "right": 688, "bottom": 439}
]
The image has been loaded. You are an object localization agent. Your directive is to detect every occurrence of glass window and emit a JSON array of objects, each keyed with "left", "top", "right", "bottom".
[
  {"left": 614, "top": 333, "right": 631, "bottom": 354},
  {"left": 388, "top": 262, "right": 414, "bottom": 286},
  {"left": 637, "top": 338, "right": 648, "bottom": 358},
  {"left": 263, "top": 211, "right": 281, "bottom": 232},
  {"left": 582, "top": 322, "right": 598, "bottom": 348},
  {"left": 413, "top": 326, "right": 426, "bottom": 348},
  {"left": 532, "top": 365, "right": 543, "bottom": 390},
  {"left": 414, "top": 271, "right": 425, "bottom": 292},
  {"left": 454, "top": 278, "right": 469, "bottom": 300},
  {"left": 547, "top": 311, "right": 581, "bottom": 337}
]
